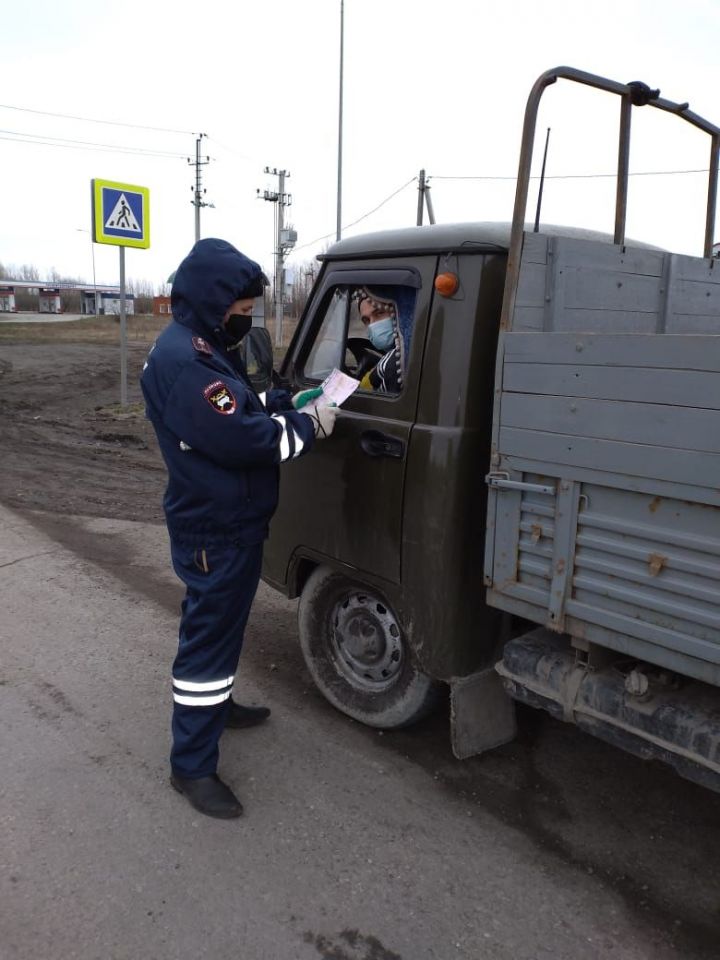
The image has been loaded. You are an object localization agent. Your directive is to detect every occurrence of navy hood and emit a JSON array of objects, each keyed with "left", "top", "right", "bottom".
[{"left": 170, "top": 238, "right": 265, "bottom": 340}]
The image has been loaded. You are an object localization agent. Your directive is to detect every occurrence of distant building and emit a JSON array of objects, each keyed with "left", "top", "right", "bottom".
[
  {"left": 80, "top": 289, "right": 134, "bottom": 315},
  {"left": 0, "top": 286, "right": 16, "bottom": 312},
  {"left": 81, "top": 291, "right": 98, "bottom": 315},
  {"left": 98, "top": 291, "right": 135, "bottom": 316},
  {"left": 38, "top": 288, "right": 62, "bottom": 314},
  {"left": 153, "top": 295, "right": 172, "bottom": 317},
  {"left": 2, "top": 279, "right": 136, "bottom": 315}
]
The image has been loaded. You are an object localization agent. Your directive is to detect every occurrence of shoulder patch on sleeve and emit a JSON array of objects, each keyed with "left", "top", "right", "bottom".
[
  {"left": 203, "top": 380, "right": 236, "bottom": 415},
  {"left": 192, "top": 336, "right": 213, "bottom": 355}
]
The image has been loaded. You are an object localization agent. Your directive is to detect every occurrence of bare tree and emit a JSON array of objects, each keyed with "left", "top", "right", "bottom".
[
  {"left": 19, "top": 263, "right": 40, "bottom": 281},
  {"left": 287, "top": 259, "right": 320, "bottom": 318},
  {"left": 127, "top": 278, "right": 155, "bottom": 315},
  {"left": 61, "top": 289, "right": 82, "bottom": 313}
]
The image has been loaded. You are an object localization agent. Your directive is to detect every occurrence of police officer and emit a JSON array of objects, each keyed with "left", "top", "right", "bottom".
[{"left": 141, "top": 238, "right": 337, "bottom": 819}]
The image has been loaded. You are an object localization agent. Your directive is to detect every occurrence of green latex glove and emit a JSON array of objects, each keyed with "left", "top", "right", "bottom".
[{"left": 292, "top": 387, "right": 323, "bottom": 410}]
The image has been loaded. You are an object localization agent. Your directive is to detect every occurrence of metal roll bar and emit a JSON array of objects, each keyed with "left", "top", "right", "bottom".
[{"left": 501, "top": 66, "right": 720, "bottom": 330}]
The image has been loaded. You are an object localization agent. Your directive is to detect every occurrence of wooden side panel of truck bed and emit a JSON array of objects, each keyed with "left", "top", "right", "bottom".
[{"left": 484, "top": 232, "right": 720, "bottom": 686}]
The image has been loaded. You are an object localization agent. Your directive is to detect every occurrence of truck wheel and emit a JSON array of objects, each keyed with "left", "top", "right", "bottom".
[{"left": 298, "top": 565, "right": 440, "bottom": 729}]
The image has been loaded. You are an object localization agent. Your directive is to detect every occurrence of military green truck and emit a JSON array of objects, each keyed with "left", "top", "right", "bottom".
[{"left": 254, "top": 67, "right": 720, "bottom": 792}]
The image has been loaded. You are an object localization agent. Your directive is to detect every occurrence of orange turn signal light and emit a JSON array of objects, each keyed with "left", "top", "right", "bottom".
[{"left": 434, "top": 272, "right": 459, "bottom": 297}]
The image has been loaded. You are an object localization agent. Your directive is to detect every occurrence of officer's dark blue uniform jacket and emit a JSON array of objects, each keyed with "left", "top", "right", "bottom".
[{"left": 141, "top": 238, "right": 315, "bottom": 546}]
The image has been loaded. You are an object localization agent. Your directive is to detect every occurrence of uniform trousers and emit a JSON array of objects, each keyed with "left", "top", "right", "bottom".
[{"left": 169, "top": 537, "right": 264, "bottom": 778}]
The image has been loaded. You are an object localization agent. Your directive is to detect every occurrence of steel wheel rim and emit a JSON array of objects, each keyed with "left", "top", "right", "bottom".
[{"left": 329, "top": 591, "right": 404, "bottom": 692}]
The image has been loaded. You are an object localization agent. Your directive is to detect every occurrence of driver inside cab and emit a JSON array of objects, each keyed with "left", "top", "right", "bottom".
[{"left": 356, "top": 287, "right": 404, "bottom": 393}]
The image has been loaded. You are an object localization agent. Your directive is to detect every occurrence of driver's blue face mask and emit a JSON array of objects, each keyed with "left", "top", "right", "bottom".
[{"left": 367, "top": 317, "right": 395, "bottom": 352}]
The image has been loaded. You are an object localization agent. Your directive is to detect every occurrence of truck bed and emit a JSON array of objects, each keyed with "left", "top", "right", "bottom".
[{"left": 485, "top": 231, "right": 720, "bottom": 686}]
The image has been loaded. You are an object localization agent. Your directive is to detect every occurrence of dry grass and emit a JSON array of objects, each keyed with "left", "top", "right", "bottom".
[
  {"left": 0, "top": 313, "right": 303, "bottom": 362},
  {"left": 0, "top": 315, "right": 167, "bottom": 344},
  {"left": 276, "top": 315, "right": 300, "bottom": 348},
  {"left": 0, "top": 313, "right": 303, "bottom": 346}
]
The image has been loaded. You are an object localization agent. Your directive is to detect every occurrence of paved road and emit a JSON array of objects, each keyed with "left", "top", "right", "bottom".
[{"left": 2, "top": 504, "right": 719, "bottom": 960}]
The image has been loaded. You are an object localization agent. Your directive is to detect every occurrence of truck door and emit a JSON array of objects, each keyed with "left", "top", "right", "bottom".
[{"left": 264, "top": 257, "right": 436, "bottom": 586}]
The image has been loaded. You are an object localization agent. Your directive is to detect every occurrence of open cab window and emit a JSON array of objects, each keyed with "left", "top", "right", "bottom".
[{"left": 300, "top": 282, "right": 419, "bottom": 397}]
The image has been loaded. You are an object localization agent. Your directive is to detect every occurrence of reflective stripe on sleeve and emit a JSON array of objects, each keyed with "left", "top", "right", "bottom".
[
  {"left": 276, "top": 415, "right": 291, "bottom": 460},
  {"left": 273, "top": 414, "right": 293, "bottom": 461},
  {"left": 292, "top": 428, "right": 305, "bottom": 457},
  {"left": 272, "top": 414, "right": 306, "bottom": 462}
]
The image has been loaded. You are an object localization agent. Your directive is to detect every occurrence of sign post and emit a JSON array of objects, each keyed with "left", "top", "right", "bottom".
[
  {"left": 91, "top": 179, "right": 150, "bottom": 406},
  {"left": 119, "top": 246, "right": 127, "bottom": 405}
]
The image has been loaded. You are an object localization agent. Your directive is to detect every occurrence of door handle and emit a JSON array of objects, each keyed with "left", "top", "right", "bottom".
[{"left": 359, "top": 430, "right": 405, "bottom": 459}]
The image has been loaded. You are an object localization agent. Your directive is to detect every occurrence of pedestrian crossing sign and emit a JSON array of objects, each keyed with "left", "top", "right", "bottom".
[{"left": 92, "top": 179, "right": 150, "bottom": 248}]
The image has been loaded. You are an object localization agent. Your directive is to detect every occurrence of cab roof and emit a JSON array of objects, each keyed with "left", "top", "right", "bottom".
[{"left": 319, "top": 221, "right": 660, "bottom": 260}]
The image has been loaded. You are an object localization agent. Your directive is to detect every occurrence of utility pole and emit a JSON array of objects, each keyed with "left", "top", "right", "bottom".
[
  {"left": 425, "top": 177, "right": 436, "bottom": 225},
  {"left": 258, "top": 167, "right": 295, "bottom": 347},
  {"left": 188, "top": 133, "right": 213, "bottom": 242},
  {"left": 416, "top": 169, "right": 436, "bottom": 225}
]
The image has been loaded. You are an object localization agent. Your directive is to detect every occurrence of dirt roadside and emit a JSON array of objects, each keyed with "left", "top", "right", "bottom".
[{"left": 0, "top": 332, "right": 166, "bottom": 523}]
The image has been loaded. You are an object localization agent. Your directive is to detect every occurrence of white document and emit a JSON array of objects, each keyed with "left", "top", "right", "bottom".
[{"left": 314, "top": 368, "right": 359, "bottom": 408}]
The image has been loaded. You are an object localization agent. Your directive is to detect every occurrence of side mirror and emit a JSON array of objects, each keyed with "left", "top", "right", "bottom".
[{"left": 241, "top": 326, "right": 274, "bottom": 393}]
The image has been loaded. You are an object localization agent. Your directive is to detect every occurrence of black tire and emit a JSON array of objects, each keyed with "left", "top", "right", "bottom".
[{"left": 298, "top": 565, "right": 441, "bottom": 729}]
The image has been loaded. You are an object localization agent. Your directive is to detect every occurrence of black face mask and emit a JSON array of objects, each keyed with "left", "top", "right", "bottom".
[{"left": 225, "top": 313, "right": 253, "bottom": 343}]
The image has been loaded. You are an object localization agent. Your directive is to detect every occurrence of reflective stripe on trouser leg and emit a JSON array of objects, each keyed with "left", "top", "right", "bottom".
[{"left": 169, "top": 539, "right": 264, "bottom": 778}]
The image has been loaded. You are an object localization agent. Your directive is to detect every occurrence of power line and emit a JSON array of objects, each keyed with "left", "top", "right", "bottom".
[
  {"left": 0, "top": 129, "right": 188, "bottom": 159},
  {"left": 344, "top": 176, "right": 417, "bottom": 229},
  {"left": 290, "top": 165, "right": 708, "bottom": 258},
  {"left": 205, "top": 136, "right": 255, "bottom": 162},
  {"left": 0, "top": 102, "right": 192, "bottom": 135},
  {"left": 432, "top": 168, "right": 710, "bottom": 181},
  {"left": 0, "top": 133, "right": 185, "bottom": 159},
  {"left": 293, "top": 176, "right": 417, "bottom": 254}
]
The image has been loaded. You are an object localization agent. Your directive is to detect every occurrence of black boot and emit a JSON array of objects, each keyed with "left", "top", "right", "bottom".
[
  {"left": 170, "top": 773, "right": 243, "bottom": 819},
  {"left": 225, "top": 698, "right": 271, "bottom": 729}
]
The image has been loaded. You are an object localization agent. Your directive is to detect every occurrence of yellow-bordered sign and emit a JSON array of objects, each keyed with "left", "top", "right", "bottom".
[{"left": 92, "top": 179, "right": 150, "bottom": 249}]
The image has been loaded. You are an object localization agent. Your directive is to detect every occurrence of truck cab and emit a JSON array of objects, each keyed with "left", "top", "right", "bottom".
[{"left": 263, "top": 224, "right": 511, "bottom": 725}]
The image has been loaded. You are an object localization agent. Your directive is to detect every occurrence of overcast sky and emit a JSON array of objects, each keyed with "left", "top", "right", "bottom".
[{"left": 1, "top": 0, "right": 718, "bottom": 290}]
